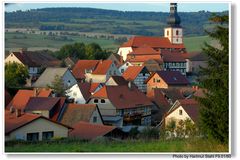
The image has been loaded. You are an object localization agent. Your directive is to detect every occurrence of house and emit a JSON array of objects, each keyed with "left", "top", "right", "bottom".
[
  {"left": 143, "top": 59, "right": 163, "bottom": 73},
  {"left": 59, "top": 104, "right": 103, "bottom": 126},
  {"left": 88, "top": 85, "right": 153, "bottom": 127},
  {"left": 67, "top": 82, "right": 103, "bottom": 104},
  {"left": 117, "top": 3, "right": 185, "bottom": 61},
  {"left": 87, "top": 60, "right": 121, "bottom": 83},
  {"left": 107, "top": 53, "right": 123, "bottom": 67},
  {"left": 118, "top": 61, "right": 133, "bottom": 74},
  {"left": 161, "top": 50, "right": 187, "bottom": 75},
  {"left": 146, "top": 71, "right": 189, "bottom": 96},
  {"left": 5, "top": 89, "right": 12, "bottom": 108},
  {"left": 6, "top": 89, "right": 52, "bottom": 111},
  {"left": 5, "top": 110, "right": 72, "bottom": 141},
  {"left": 122, "top": 66, "right": 150, "bottom": 93},
  {"left": 164, "top": 99, "right": 200, "bottom": 127},
  {"left": 24, "top": 97, "right": 66, "bottom": 121},
  {"left": 5, "top": 49, "right": 61, "bottom": 77},
  {"left": 105, "top": 76, "right": 129, "bottom": 86},
  {"left": 72, "top": 60, "right": 99, "bottom": 82},
  {"left": 72, "top": 60, "right": 120, "bottom": 83},
  {"left": 69, "top": 121, "right": 116, "bottom": 140},
  {"left": 33, "top": 67, "right": 77, "bottom": 89},
  {"left": 64, "top": 57, "right": 76, "bottom": 69},
  {"left": 126, "top": 45, "right": 163, "bottom": 66},
  {"left": 186, "top": 52, "right": 208, "bottom": 74}
]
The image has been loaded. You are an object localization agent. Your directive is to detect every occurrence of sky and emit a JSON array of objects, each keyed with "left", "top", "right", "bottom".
[{"left": 4, "top": 3, "right": 229, "bottom": 12}]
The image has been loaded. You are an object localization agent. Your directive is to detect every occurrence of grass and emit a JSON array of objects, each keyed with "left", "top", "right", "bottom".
[
  {"left": 5, "top": 32, "right": 118, "bottom": 52},
  {"left": 183, "top": 36, "right": 212, "bottom": 52},
  {"left": 5, "top": 32, "right": 211, "bottom": 53},
  {"left": 5, "top": 138, "right": 228, "bottom": 152}
]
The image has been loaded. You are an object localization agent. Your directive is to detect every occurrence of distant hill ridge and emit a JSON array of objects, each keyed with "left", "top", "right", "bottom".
[{"left": 5, "top": 7, "right": 228, "bottom": 36}]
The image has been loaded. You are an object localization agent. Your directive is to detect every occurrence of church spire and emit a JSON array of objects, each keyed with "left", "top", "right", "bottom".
[{"left": 167, "top": 3, "right": 181, "bottom": 27}]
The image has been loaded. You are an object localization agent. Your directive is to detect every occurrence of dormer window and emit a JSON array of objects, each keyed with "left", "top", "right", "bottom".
[{"left": 94, "top": 99, "right": 98, "bottom": 103}]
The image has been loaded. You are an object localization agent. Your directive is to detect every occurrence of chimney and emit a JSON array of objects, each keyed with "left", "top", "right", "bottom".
[
  {"left": 16, "top": 109, "right": 21, "bottom": 117},
  {"left": 10, "top": 106, "right": 15, "bottom": 113},
  {"left": 100, "top": 59, "right": 103, "bottom": 64},
  {"left": 34, "top": 88, "right": 39, "bottom": 97}
]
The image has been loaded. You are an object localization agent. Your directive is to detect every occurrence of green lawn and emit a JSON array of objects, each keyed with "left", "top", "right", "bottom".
[
  {"left": 5, "top": 32, "right": 118, "bottom": 52},
  {"left": 5, "top": 32, "right": 210, "bottom": 53},
  {"left": 5, "top": 138, "right": 228, "bottom": 152},
  {"left": 184, "top": 36, "right": 212, "bottom": 52}
]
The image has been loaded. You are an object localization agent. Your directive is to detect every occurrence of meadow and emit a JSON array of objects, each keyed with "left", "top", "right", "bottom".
[
  {"left": 5, "top": 138, "right": 228, "bottom": 152},
  {"left": 5, "top": 32, "right": 211, "bottom": 53}
]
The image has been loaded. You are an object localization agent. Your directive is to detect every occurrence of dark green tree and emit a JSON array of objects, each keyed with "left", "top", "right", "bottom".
[
  {"left": 85, "top": 43, "right": 102, "bottom": 60},
  {"left": 196, "top": 15, "right": 229, "bottom": 143},
  {"left": 47, "top": 75, "right": 67, "bottom": 97},
  {"left": 5, "top": 62, "right": 29, "bottom": 88}
]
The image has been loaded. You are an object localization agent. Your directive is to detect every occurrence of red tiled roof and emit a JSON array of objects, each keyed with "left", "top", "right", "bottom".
[
  {"left": 92, "top": 85, "right": 153, "bottom": 109},
  {"left": 89, "top": 83, "right": 101, "bottom": 93},
  {"left": 51, "top": 97, "right": 66, "bottom": 121},
  {"left": 121, "top": 36, "right": 185, "bottom": 49},
  {"left": 60, "top": 104, "right": 97, "bottom": 126},
  {"left": 161, "top": 50, "right": 186, "bottom": 62},
  {"left": 72, "top": 60, "right": 99, "bottom": 79},
  {"left": 108, "top": 76, "right": 129, "bottom": 86},
  {"left": 92, "top": 60, "right": 113, "bottom": 75},
  {"left": 153, "top": 71, "right": 189, "bottom": 85},
  {"left": 69, "top": 121, "right": 116, "bottom": 140},
  {"left": 11, "top": 51, "right": 61, "bottom": 67},
  {"left": 127, "top": 54, "right": 162, "bottom": 63},
  {"left": 122, "top": 66, "right": 144, "bottom": 81},
  {"left": 78, "top": 83, "right": 91, "bottom": 100},
  {"left": 91, "top": 86, "right": 108, "bottom": 98},
  {"left": 25, "top": 97, "right": 60, "bottom": 111},
  {"left": 6, "top": 89, "right": 51, "bottom": 110},
  {"left": 5, "top": 111, "right": 72, "bottom": 135},
  {"left": 129, "top": 45, "right": 160, "bottom": 55}
]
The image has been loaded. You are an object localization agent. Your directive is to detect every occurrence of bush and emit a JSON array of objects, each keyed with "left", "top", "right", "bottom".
[{"left": 139, "top": 127, "right": 159, "bottom": 140}]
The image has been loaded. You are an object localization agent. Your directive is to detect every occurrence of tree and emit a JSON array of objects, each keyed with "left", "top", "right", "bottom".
[
  {"left": 5, "top": 62, "right": 29, "bottom": 88},
  {"left": 47, "top": 75, "right": 67, "bottom": 97},
  {"left": 85, "top": 43, "right": 102, "bottom": 60},
  {"left": 196, "top": 15, "right": 229, "bottom": 143}
]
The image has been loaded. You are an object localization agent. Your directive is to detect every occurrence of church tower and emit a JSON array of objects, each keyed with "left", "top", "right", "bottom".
[{"left": 164, "top": 3, "right": 183, "bottom": 44}]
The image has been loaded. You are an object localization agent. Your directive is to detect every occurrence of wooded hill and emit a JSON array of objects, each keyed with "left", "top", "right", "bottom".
[{"left": 5, "top": 7, "right": 228, "bottom": 36}]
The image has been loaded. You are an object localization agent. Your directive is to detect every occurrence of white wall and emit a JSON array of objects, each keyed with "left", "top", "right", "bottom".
[
  {"left": 117, "top": 47, "right": 133, "bottom": 61},
  {"left": 66, "top": 84, "right": 86, "bottom": 104}
]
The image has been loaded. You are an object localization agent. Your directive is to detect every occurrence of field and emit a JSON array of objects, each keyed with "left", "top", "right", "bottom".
[
  {"left": 5, "top": 138, "right": 228, "bottom": 152},
  {"left": 5, "top": 32, "right": 211, "bottom": 53}
]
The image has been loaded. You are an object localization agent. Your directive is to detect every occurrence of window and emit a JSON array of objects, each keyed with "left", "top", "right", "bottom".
[
  {"left": 167, "top": 30, "right": 169, "bottom": 36},
  {"left": 157, "top": 79, "right": 160, "bottom": 83},
  {"left": 109, "top": 71, "right": 112, "bottom": 75},
  {"left": 42, "top": 131, "right": 54, "bottom": 140},
  {"left": 94, "top": 99, "right": 98, "bottom": 103},
  {"left": 126, "top": 63, "right": 129, "bottom": 66},
  {"left": 101, "top": 99, "right": 105, "bottom": 103},
  {"left": 27, "top": 132, "right": 39, "bottom": 141},
  {"left": 93, "top": 116, "right": 97, "bottom": 123},
  {"left": 153, "top": 78, "right": 156, "bottom": 83},
  {"left": 121, "top": 69, "right": 124, "bottom": 73},
  {"left": 176, "top": 30, "right": 179, "bottom": 35},
  {"left": 179, "top": 109, "right": 183, "bottom": 115},
  {"left": 113, "top": 71, "right": 116, "bottom": 75}
]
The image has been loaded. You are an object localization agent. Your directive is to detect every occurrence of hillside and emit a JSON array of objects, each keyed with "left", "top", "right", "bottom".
[{"left": 5, "top": 7, "right": 228, "bottom": 36}]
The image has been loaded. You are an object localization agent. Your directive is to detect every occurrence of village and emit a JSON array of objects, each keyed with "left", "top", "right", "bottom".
[{"left": 5, "top": 3, "right": 207, "bottom": 142}]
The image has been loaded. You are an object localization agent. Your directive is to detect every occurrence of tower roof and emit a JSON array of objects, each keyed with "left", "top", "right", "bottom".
[{"left": 167, "top": 3, "right": 181, "bottom": 27}]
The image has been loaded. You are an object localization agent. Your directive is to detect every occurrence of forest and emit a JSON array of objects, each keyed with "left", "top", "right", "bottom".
[{"left": 5, "top": 7, "right": 228, "bottom": 36}]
